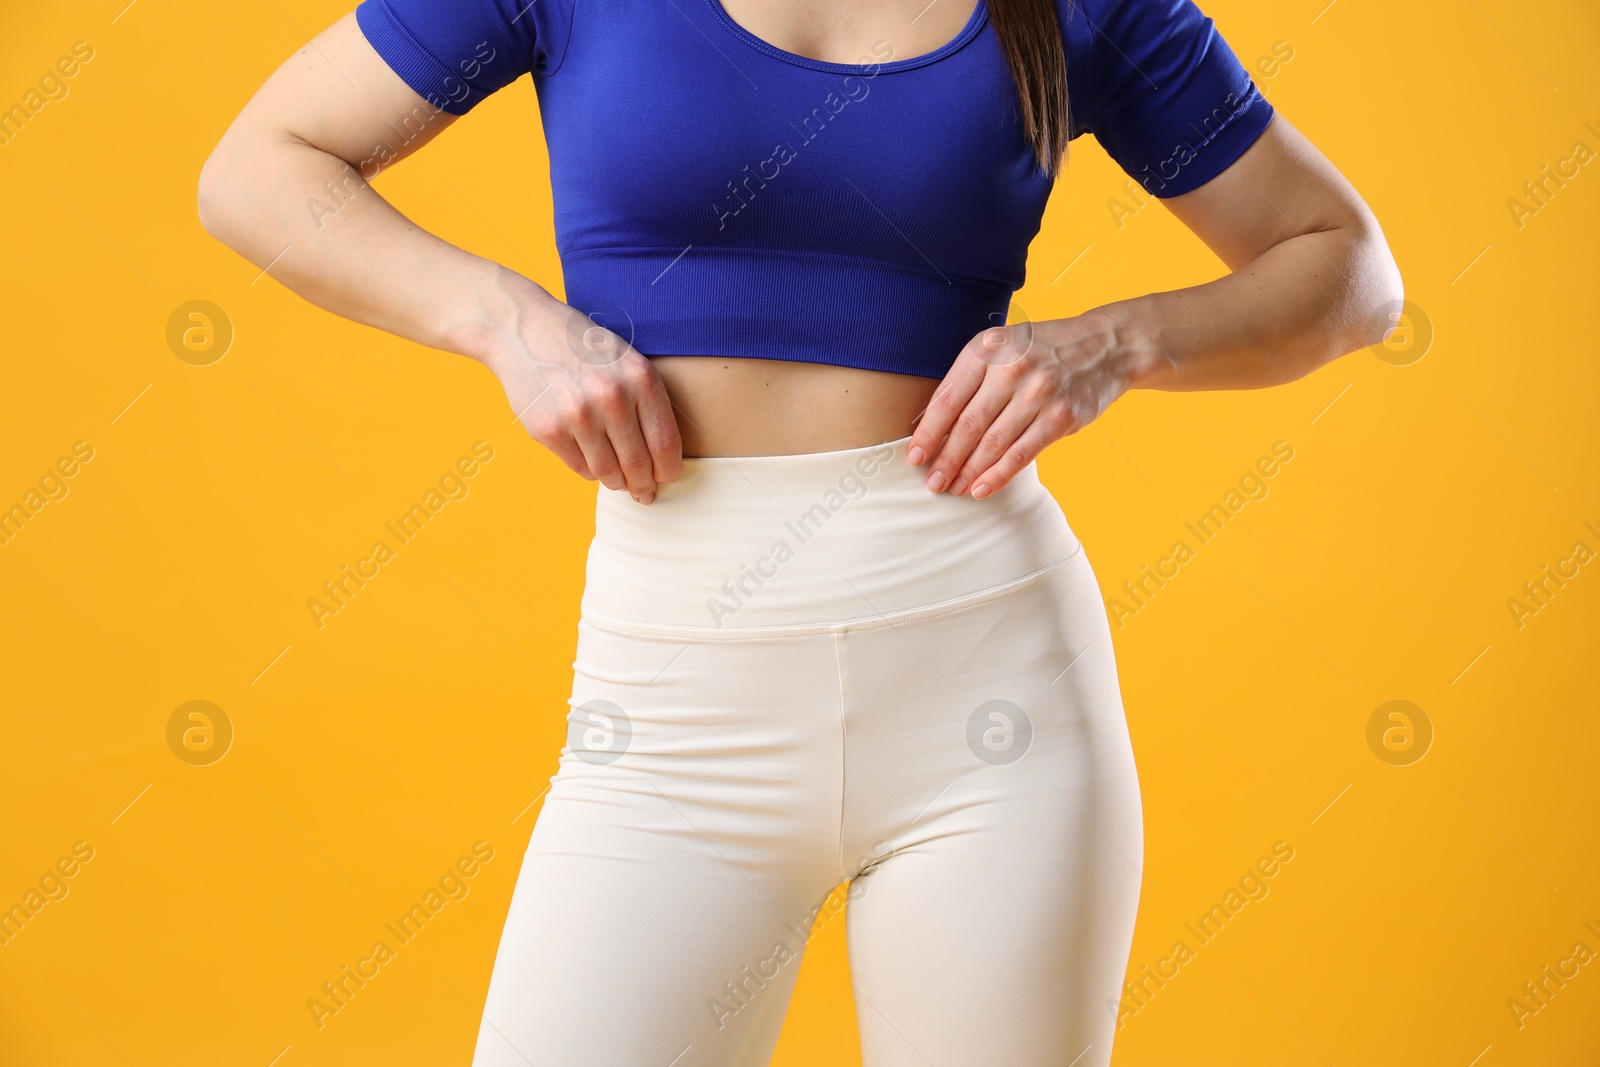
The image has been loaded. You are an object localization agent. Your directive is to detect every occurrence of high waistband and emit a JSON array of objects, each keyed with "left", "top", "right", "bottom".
[{"left": 579, "top": 434, "right": 1083, "bottom": 634}]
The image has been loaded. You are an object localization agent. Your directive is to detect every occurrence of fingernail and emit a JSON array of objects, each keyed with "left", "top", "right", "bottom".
[
  {"left": 926, "top": 470, "right": 946, "bottom": 492},
  {"left": 907, "top": 445, "right": 925, "bottom": 465},
  {"left": 949, "top": 476, "right": 968, "bottom": 495},
  {"left": 638, "top": 490, "right": 655, "bottom": 505},
  {"left": 972, "top": 482, "right": 992, "bottom": 499}
]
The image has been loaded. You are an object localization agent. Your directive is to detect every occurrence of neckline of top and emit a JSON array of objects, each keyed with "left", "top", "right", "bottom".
[{"left": 701, "top": 0, "right": 989, "bottom": 75}]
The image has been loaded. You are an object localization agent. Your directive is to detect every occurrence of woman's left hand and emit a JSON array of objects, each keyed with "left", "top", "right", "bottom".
[{"left": 906, "top": 307, "right": 1141, "bottom": 499}]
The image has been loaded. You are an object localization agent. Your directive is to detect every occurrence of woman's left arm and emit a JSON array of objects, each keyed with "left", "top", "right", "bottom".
[{"left": 908, "top": 112, "right": 1404, "bottom": 498}]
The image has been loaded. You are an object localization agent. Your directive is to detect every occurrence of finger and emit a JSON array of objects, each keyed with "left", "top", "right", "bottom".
[
  {"left": 589, "top": 362, "right": 657, "bottom": 500},
  {"left": 905, "top": 331, "right": 996, "bottom": 468},
  {"left": 947, "top": 392, "right": 1044, "bottom": 496},
  {"left": 603, "top": 407, "right": 659, "bottom": 501},
  {"left": 637, "top": 372, "right": 685, "bottom": 486},
  {"left": 570, "top": 418, "right": 628, "bottom": 492},
  {"left": 967, "top": 414, "right": 1062, "bottom": 500},
  {"left": 921, "top": 372, "right": 1014, "bottom": 493}
]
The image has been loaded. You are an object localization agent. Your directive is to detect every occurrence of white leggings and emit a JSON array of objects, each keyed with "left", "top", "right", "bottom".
[{"left": 472, "top": 434, "right": 1144, "bottom": 1067}]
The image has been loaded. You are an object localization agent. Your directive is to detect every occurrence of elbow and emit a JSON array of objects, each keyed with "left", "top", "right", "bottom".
[
  {"left": 196, "top": 146, "right": 238, "bottom": 242},
  {"left": 195, "top": 133, "right": 251, "bottom": 244},
  {"left": 1353, "top": 221, "right": 1406, "bottom": 351}
]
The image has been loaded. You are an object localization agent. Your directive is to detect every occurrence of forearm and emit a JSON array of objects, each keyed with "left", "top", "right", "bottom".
[
  {"left": 197, "top": 135, "right": 559, "bottom": 365},
  {"left": 1104, "top": 221, "right": 1404, "bottom": 392}
]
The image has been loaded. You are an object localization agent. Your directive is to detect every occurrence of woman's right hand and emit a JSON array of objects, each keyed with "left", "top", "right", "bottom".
[{"left": 485, "top": 296, "right": 683, "bottom": 505}]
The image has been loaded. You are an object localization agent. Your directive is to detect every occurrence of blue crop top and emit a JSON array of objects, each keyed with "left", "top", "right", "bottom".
[{"left": 354, "top": 0, "right": 1274, "bottom": 378}]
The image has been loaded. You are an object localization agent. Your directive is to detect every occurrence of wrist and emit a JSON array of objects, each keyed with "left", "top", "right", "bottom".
[
  {"left": 441, "top": 261, "right": 560, "bottom": 369},
  {"left": 1093, "top": 298, "right": 1171, "bottom": 391}
]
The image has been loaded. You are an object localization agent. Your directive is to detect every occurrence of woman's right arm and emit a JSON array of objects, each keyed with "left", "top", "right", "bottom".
[{"left": 197, "top": 12, "right": 680, "bottom": 503}]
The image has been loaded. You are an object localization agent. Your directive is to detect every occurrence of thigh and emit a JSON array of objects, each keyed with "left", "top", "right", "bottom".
[
  {"left": 472, "top": 623, "right": 846, "bottom": 1067},
  {"left": 838, "top": 552, "right": 1145, "bottom": 1067}
]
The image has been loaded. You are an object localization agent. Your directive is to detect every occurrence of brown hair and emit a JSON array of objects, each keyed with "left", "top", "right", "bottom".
[{"left": 986, "top": 0, "right": 1071, "bottom": 178}]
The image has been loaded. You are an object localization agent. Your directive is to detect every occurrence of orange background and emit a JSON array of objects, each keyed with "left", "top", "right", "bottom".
[{"left": 1, "top": 0, "right": 1597, "bottom": 1064}]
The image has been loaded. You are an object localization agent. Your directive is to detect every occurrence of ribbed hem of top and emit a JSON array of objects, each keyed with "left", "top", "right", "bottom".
[{"left": 562, "top": 245, "right": 1013, "bottom": 378}]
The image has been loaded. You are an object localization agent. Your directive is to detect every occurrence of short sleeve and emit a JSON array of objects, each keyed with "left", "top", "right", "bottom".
[
  {"left": 1065, "top": 0, "right": 1274, "bottom": 197},
  {"left": 354, "top": 0, "right": 574, "bottom": 115}
]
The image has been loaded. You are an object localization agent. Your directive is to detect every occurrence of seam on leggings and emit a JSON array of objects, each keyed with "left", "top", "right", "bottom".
[
  {"left": 832, "top": 630, "right": 848, "bottom": 882},
  {"left": 580, "top": 542, "right": 1087, "bottom": 643}
]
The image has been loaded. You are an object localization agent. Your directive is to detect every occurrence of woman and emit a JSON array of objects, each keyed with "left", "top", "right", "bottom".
[{"left": 199, "top": 0, "right": 1401, "bottom": 1062}]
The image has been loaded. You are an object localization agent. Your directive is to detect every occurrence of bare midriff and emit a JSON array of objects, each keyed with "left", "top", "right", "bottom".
[{"left": 650, "top": 357, "right": 940, "bottom": 458}]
